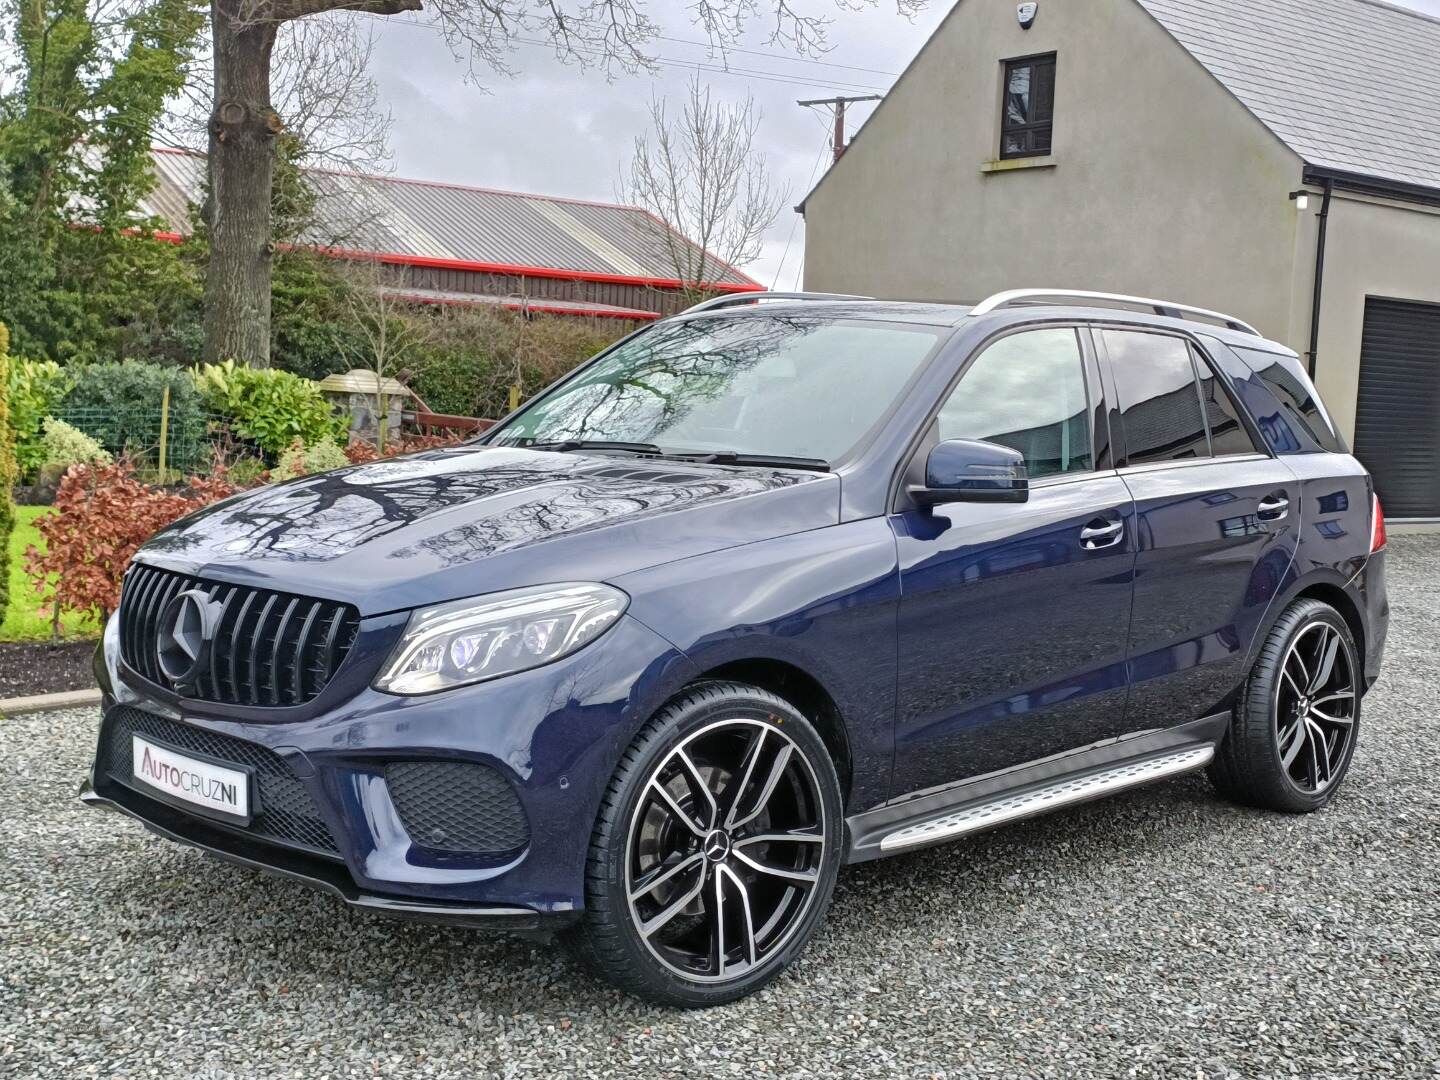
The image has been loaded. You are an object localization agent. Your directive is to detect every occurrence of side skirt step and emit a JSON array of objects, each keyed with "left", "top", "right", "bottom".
[{"left": 877, "top": 745, "right": 1215, "bottom": 854}]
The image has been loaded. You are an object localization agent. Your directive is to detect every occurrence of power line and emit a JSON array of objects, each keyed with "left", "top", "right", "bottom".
[
  {"left": 653, "top": 35, "right": 899, "bottom": 77},
  {"left": 771, "top": 129, "right": 830, "bottom": 290},
  {"left": 371, "top": 16, "right": 890, "bottom": 94}
]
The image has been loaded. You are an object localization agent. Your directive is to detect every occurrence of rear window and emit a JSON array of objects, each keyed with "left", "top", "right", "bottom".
[{"left": 1232, "top": 347, "right": 1345, "bottom": 453}]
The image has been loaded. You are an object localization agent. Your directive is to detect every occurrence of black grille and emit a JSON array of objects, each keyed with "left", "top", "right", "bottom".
[
  {"left": 99, "top": 706, "right": 340, "bottom": 856},
  {"left": 386, "top": 762, "right": 530, "bottom": 855},
  {"left": 119, "top": 564, "right": 359, "bottom": 707}
]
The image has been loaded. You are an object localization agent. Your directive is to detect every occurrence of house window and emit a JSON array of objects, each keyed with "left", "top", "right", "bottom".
[{"left": 1001, "top": 54, "right": 1055, "bottom": 159}]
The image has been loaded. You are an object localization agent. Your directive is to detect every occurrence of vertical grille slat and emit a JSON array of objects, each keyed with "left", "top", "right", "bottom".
[
  {"left": 129, "top": 568, "right": 166, "bottom": 681},
  {"left": 270, "top": 598, "right": 300, "bottom": 705},
  {"left": 117, "top": 567, "right": 357, "bottom": 709},
  {"left": 247, "top": 595, "right": 279, "bottom": 706},
  {"left": 292, "top": 601, "right": 323, "bottom": 704}
]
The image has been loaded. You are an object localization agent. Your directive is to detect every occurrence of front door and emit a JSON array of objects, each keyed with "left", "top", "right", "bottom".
[
  {"left": 1097, "top": 328, "right": 1299, "bottom": 732},
  {"left": 891, "top": 327, "right": 1137, "bottom": 797}
]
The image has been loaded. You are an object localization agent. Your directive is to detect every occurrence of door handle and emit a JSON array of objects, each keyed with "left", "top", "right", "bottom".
[
  {"left": 1257, "top": 493, "right": 1290, "bottom": 521},
  {"left": 1079, "top": 517, "right": 1124, "bottom": 549}
]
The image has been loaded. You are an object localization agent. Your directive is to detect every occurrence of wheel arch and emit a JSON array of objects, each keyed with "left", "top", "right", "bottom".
[
  {"left": 685, "top": 658, "right": 855, "bottom": 809},
  {"left": 1247, "top": 567, "right": 1368, "bottom": 676}
]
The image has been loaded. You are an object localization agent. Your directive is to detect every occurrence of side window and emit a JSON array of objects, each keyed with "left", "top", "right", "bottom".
[
  {"left": 1193, "top": 346, "right": 1260, "bottom": 455},
  {"left": 1233, "top": 346, "right": 1345, "bottom": 453},
  {"left": 937, "top": 328, "right": 1092, "bottom": 479},
  {"left": 1103, "top": 330, "right": 1209, "bottom": 465}
]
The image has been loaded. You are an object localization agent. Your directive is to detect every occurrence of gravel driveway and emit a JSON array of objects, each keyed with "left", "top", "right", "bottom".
[{"left": 4, "top": 536, "right": 1438, "bottom": 1079}]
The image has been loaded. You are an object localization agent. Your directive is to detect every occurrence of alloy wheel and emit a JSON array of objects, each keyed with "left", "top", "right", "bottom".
[
  {"left": 624, "top": 717, "right": 828, "bottom": 984},
  {"left": 1273, "top": 620, "right": 1358, "bottom": 794}
]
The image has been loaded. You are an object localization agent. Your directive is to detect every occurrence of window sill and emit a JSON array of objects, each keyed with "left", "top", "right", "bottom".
[{"left": 981, "top": 156, "right": 1056, "bottom": 174}]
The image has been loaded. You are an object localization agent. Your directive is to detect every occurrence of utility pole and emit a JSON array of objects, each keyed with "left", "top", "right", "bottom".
[{"left": 797, "top": 94, "right": 883, "bottom": 163}]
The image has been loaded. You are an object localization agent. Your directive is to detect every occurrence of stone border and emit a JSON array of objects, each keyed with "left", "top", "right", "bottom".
[{"left": 0, "top": 688, "right": 103, "bottom": 716}]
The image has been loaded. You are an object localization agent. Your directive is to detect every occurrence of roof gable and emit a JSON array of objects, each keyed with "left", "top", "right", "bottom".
[
  {"left": 144, "top": 148, "right": 759, "bottom": 288},
  {"left": 1138, "top": 0, "right": 1440, "bottom": 191}
]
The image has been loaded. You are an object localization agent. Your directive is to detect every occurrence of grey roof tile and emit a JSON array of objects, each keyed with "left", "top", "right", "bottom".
[{"left": 1138, "top": 0, "right": 1440, "bottom": 189}]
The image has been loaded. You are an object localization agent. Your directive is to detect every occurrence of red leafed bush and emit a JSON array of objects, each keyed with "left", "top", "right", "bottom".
[
  {"left": 26, "top": 463, "right": 240, "bottom": 625},
  {"left": 343, "top": 431, "right": 468, "bottom": 465}
]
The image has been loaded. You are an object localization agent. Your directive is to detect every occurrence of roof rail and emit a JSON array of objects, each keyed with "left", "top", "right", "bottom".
[
  {"left": 679, "top": 290, "right": 874, "bottom": 315},
  {"left": 968, "top": 288, "right": 1261, "bottom": 337}
]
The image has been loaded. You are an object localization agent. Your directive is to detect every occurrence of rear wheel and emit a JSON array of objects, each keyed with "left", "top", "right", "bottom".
[
  {"left": 1210, "top": 599, "right": 1361, "bottom": 812},
  {"left": 568, "top": 681, "right": 842, "bottom": 1007}
]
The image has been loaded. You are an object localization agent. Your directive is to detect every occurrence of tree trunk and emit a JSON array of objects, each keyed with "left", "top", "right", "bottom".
[{"left": 202, "top": 2, "right": 279, "bottom": 366}]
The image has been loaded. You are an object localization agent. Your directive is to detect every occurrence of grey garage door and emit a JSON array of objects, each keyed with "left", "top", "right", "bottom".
[{"left": 1354, "top": 296, "right": 1440, "bottom": 518}]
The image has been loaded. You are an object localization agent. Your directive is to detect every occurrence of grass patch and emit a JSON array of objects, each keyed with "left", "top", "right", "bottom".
[{"left": 2, "top": 506, "right": 96, "bottom": 642}]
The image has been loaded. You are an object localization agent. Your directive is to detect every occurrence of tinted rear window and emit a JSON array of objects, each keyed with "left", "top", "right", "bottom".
[
  {"left": 1103, "top": 330, "right": 1210, "bottom": 464},
  {"left": 1232, "top": 347, "right": 1345, "bottom": 453}
]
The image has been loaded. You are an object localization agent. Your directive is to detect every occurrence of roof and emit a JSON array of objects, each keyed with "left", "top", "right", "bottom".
[
  {"left": 1137, "top": 0, "right": 1440, "bottom": 191},
  {"left": 316, "top": 369, "right": 414, "bottom": 397},
  {"left": 144, "top": 148, "right": 760, "bottom": 290}
]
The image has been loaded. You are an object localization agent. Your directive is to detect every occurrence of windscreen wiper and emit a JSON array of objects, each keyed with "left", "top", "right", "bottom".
[
  {"left": 664, "top": 450, "right": 831, "bottom": 472},
  {"left": 513, "top": 440, "right": 665, "bottom": 456}
]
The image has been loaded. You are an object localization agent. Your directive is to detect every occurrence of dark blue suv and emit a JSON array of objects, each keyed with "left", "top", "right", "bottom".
[{"left": 84, "top": 289, "right": 1389, "bottom": 1006}]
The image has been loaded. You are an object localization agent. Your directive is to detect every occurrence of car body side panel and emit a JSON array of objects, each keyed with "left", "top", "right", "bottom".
[
  {"left": 613, "top": 520, "right": 902, "bottom": 813},
  {"left": 1120, "top": 457, "right": 1299, "bottom": 729},
  {"left": 889, "top": 474, "right": 1138, "bottom": 795}
]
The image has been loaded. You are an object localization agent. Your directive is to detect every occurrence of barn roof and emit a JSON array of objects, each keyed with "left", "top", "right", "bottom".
[{"left": 143, "top": 148, "right": 760, "bottom": 291}]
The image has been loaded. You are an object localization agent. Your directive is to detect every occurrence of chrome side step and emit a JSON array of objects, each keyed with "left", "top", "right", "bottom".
[{"left": 878, "top": 745, "right": 1215, "bottom": 853}]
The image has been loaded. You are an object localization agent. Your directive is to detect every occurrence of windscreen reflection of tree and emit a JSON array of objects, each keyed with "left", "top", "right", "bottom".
[{"left": 508, "top": 316, "right": 825, "bottom": 446}]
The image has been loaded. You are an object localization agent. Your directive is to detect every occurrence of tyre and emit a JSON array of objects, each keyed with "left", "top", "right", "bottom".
[
  {"left": 1210, "top": 599, "right": 1362, "bottom": 812},
  {"left": 568, "top": 681, "right": 843, "bottom": 1007}
]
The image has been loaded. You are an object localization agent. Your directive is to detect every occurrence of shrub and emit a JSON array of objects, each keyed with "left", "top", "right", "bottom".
[
  {"left": 5, "top": 357, "right": 74, "bottom": 479},
  {"left": 272, "top": 436, "right": 351, "bottom": 482},
  {"left": 342, "top": 430, "right": 468, "bottom": 465},
  {"left": 193, "top": 360, "right": 346, "bottom": 455},
  {"left": 41, "top": 418, "right": 113, "bottom": 471},
  {"left": 63, "top": 359, "right": 206, "bottom": 470},
  {"left": 0, "top": 323, "right": 15, "bottom": 621},
  {"left": 25, "top": 462, "right": 238, "bottom": 624}
]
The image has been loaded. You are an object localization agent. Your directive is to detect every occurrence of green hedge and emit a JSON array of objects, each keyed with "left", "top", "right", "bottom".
[
  {"left": 62, "top": 360, "right": 208, "bottom": 469},
  {"left": 192, "top": 361, "right": 346, "bottom": 455},
  {"left": 0, "top": 323, "right": 15, "bottom": 621}
]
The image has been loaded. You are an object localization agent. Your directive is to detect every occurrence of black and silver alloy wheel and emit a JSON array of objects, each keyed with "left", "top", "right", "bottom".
[
  {"left": 1211, "top": 598, "right": 1362, "bottom": 813},
  {"left": 1273, "top": 619, "right": 1358, "bottom": 794},
  {"left": 626, "top": 717, "right": 827, "bottom": 983},
  {"left": 570, "top": 682, "right": 842, "bottom": 1007}
]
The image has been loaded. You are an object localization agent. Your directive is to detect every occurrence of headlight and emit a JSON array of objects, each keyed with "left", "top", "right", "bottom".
[{"left": 374, "top": 583, "right": 629, "bottom": 695}]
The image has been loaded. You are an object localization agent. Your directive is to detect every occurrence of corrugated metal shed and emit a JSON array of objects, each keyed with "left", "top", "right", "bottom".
[{"left": 144, "top": 148, "right": 759, "bottom": 289}]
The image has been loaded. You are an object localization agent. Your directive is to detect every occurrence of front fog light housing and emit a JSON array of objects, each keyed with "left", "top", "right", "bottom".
[{"left": 375, "top": 583, "right": 629, "bottom": 695}]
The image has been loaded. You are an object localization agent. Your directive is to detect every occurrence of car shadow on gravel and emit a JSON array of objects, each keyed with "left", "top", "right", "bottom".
[{"left": 86, "top": 768, "right": 1270, "bottom": 1012}]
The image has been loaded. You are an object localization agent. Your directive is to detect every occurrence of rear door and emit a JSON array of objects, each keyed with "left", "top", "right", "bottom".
[
  {"left": 889, "top": 326, "right": 1137, "bottom": 796},
  {"left": 1098, "top": 327, "right": 1299, "bottom": 732}
]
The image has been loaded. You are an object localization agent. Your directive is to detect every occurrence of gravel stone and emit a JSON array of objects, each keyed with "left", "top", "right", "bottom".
[{"left": 3, "top": 536, "right": 1438, "bottom": 1078}]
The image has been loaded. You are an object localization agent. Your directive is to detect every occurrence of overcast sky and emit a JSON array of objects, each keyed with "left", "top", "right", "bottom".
[{"left": 359, "top": 0, "right": 1440, "bottom": 292}]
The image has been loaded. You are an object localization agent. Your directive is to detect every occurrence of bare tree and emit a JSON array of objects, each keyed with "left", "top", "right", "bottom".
[
  {"left": 160, "top": 12, "right": 393, "bottom": 173},
  {"left": 622, "top": 76, "right": 785, "bottom": 300},
  {"left": 198, "top": 0, "right": 924, "bottom": 367}
]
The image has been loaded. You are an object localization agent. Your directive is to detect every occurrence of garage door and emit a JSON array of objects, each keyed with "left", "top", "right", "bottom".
[{"left": 1354, "top": 296, "right": 1440, "bottom": 518}]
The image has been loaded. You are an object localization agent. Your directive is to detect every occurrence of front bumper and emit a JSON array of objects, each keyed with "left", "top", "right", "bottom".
[
  {"left": 83, "top": 613, "right": 696, "bottom": 926},
  {"left": 79, "top": 775, "right": 568, "bottom": 935}
]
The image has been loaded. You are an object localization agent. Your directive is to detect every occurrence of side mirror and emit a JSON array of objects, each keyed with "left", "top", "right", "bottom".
[{"left": 910, "top": 438, "right": 1029, "bottom": 506}]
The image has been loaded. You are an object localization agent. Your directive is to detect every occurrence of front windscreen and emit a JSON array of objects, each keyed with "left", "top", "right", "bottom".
[{"left": 488, "top": 314, "right": 944, "bottom": 464}]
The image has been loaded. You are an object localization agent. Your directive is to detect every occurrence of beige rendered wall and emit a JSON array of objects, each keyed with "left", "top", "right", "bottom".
[
  {"left": 802, "top": 0, "right": 1306, "bottom": 339},
  {"left": 1308, "top": 194, "right": 1440, "bottom": 444}
]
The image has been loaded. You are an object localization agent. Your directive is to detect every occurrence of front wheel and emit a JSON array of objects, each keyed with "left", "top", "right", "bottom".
[
  {"left": 568, "top": 681, "right": 843, "bottom": 1007},
  {"left": 1210, "top": 599, "right": 1362, "bottom": 812}
]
